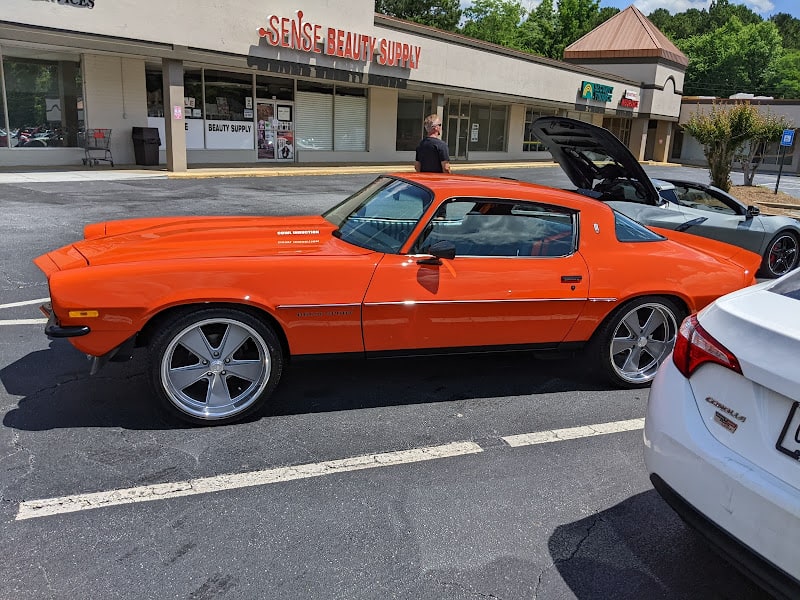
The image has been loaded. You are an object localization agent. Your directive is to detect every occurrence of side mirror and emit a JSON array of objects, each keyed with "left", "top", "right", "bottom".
[
  {"left": 747, "top": 205, "right": 761, "bottom": 218},
  {"left": 416, "top": 240, "right": 456, "bottom": 264}
]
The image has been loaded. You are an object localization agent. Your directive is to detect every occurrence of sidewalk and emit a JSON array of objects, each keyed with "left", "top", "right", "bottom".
[{"left": 0, "top": 160, "right": 556, "bottom": 184}]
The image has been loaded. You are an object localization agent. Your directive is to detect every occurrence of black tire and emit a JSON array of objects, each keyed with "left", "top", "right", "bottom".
[
  {"left": 760, "top": 232, "right": 799, "bottom": 278},
  {"left": 591, "top": 296, "right": 684, "bottom": 389},
  {"left": 148, "top": 307, "right": 283, "bottom": 425}
]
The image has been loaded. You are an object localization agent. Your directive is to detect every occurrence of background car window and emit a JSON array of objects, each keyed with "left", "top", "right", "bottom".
[
  {"left": 673, "top": 185, "right": 736, "bottom": 214},
  {"left": 416, "top": 199, "right": 576, "bottom": 257},
  {"left": 614, "top": 211, "right": 666, "bottom": 242}
]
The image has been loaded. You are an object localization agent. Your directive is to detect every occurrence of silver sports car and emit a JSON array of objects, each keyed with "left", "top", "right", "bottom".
[{"left": 533, "top": 117, "right": 800, "bottom": 278}]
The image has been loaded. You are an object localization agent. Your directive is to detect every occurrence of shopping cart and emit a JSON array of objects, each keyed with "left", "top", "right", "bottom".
[{"left": 82, "top": 128, "right": 114, "bottom": 167}]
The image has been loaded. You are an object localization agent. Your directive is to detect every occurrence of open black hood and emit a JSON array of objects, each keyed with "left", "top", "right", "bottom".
[{"left": 531, "top": 116, "right": 661, "bottom": 206}]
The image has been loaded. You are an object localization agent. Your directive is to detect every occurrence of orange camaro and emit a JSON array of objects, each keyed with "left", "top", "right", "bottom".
[{"left": 34, "top": 173, "right": 761, "bottom": 425}]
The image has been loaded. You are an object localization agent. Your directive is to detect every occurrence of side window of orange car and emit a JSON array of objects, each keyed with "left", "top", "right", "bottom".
[{"left": 418, "top": 199, "right": 576, "bottom": 258}]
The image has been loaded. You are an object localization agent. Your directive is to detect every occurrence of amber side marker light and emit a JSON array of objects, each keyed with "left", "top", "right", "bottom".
[
  {"left": 672, "top": 314, "right": 742, "bottom": 378},
  {"left": 68, "top": 310, "right": 100, "bottom": 318}
]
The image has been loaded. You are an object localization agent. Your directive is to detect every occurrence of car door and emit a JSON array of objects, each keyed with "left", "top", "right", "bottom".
[
  {"left": 666, "top": 183, "right": 767, "bottom": 253},
  {"left": 361, "top": 198, "right": 590, "bottom": 352}
]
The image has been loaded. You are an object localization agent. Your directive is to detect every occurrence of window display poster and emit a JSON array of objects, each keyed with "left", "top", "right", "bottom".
[
  {"left": 277, "top": 130, "right": 294, "bottom": 160},
  {"left": 206, "top": 120, "right": 254, "bottom": 150}
]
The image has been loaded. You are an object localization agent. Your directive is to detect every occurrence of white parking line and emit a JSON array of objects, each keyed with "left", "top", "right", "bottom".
[
  {"left": 16, "top": 418, "right": 645, "bottom": 521},
  {"left": 502, "top": 418, "right": 644, "bottom": 447},
  {"left": 0, "top": 319, "right": 47, "bottom": 326},
  {"left": 17, "top": 441, "right": 484, "bottom": 520},
  {"left": 0, "top": 297, "right": 49, "bottom": 309}
]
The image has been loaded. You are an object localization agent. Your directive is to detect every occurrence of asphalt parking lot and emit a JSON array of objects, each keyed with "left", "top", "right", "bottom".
[{"left": 0, "top": 162, "right": 791, "bottom": 599}]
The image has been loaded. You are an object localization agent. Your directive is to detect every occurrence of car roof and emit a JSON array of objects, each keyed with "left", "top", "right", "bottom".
[{"left": 386, "top": 172, "right": 610, "bottom": 212}]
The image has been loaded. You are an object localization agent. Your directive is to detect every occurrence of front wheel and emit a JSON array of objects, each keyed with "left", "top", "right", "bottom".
[
  {"left": 592, "top": 297, "right": 683, "bottom": 388},
  {"left": 148, "top": 308, "right": 283, "bottom": 425},
  {"left": 760, "top": 232, "right": 799, "bottom": 278}
]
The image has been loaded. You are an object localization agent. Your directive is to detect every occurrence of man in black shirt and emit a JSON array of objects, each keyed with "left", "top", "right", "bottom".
[{"left": 414, "top": 114, "right": 451, "bottom": 173}]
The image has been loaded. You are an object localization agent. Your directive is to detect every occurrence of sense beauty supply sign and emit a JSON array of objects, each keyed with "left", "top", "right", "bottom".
[{"left": 258, "top": 10, "right": 422, "bottom": 69}]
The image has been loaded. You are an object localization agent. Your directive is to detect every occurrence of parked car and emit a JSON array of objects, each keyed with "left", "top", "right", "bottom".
[
  {"left": 532, "top": 116, "right": 800, "bottom": 278},
  {"left": 34, "top": 173, "right": 760, "bottom": 425},
  {"left": 644, "top": 268, "right": 800, "bottom": 599}
]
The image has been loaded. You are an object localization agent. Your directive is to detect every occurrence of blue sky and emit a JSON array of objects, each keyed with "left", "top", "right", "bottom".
[{"left": 598, "top": 0, "right": 800, "bottom": 19}]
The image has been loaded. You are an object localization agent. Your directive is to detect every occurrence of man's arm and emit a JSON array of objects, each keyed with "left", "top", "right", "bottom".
[
  {"left": 414, "top": 161, "right": 422, "bottom": 172},
  {"left": 440, "top": 160, "right": 451, "bottom": 173}
]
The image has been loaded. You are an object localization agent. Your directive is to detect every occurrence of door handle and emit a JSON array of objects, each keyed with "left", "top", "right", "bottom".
[{"left": 561, "top": 275, "right": 583, "bottom": 283}]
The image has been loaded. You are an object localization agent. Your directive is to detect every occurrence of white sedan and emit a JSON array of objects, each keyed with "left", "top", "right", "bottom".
[{"left": 644, "top": 269, "right": 800, "bottom": 598}]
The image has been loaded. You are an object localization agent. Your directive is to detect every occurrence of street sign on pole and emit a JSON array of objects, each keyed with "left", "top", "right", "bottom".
[{"left": 775, "top": 129, "right": 795, "bottom": 194}]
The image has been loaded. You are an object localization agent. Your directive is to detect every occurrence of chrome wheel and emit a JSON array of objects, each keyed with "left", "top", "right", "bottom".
[
  {"left": 150, "top": 309, "right": 282, "bottom": 424},
  {"left": 605, "top": 300, "right": 680, "bottom": 386},
  {"left": 764, "top": 233, "right": 799, "bottom": 278}
]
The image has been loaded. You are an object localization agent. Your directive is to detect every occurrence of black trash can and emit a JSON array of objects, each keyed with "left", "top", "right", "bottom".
[{"left": 131, "top": 127, "right": 161, "bottom": 166}]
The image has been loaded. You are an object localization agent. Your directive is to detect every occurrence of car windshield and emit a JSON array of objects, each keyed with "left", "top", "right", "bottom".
[
  {"left": 323, "top": 177, "right": 434, "bottom": 253},
  {"left": 768, "top": 270, "right": 800, "bottom": 300}
]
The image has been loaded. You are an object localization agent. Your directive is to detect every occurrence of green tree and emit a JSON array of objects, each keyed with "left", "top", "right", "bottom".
[
  {"left": 708, "top": 0, "right": 761, "bottom": 28},
  {"left": 683, "top": 102, "right": 762, "bottom": 191},
  {"left": 552, "top": 0, "right": 602, "bottom": 58},
  {"left": 764, "top": 50, "right": 800, "bottom": 98},
  {"left": 679, "top": 18, "right": 784, "bottom": 97},
  {"left": 735, "top": 110, "right": 793, "bottom": 185},
  {"left": 461, "top": 0, "right": 526, "bottom": 47},
  {"left": 375, "top": 0, "right": 461, "bottom": 31},
  {"left": 517, "top": 0, "right": 557, "bottom": 57},
  {"left": 770, "top": 13, "right": 800, "bottom": 49}
]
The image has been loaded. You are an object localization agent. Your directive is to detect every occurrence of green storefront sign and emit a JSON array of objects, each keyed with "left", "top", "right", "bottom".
[{"left": 581, "top": 81, "right": 613, "bottom": 103}]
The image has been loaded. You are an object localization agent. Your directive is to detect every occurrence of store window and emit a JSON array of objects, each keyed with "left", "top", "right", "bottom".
[
  {"left": 145, "top": 69, "right": 163, "bottom": 117},
  {"left": 335, "top": 86, "right": 366, "bottom": 151},
  {"left": 0, "top": 48, "right": 83, "bottom": 149},
  {"left": 523, "top": 107, "right": 556, "bottom": 151},
  {"left": 184, "top": 69, "right": 204, "bottom": 149},
  {"left": 296, "top": 81, "right": 368, "bottom": 152},
  {"left": 603, "top": 117, "right": 631, "bottom": 146},
  {"left": 468, "top": 102, "right": 508, "bottom": 152},
  {"left": 296, "top": 80, "right": 333, "bottom": 151},
  {"left": 256, "top": 75, "right": 293, "bottom": 101},
  {"left": 396, "top": 95, "right": 431, "bottom": 151}
]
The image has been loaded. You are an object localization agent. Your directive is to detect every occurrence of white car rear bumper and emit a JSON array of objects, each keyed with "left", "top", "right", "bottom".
[{"left": 644, "top": 359, "right": 800, "bottom": 598}]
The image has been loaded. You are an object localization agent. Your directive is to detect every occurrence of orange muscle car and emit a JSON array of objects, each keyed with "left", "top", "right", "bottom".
[{"left": 34, "top": 173, "right": 761, "bottom": 425}]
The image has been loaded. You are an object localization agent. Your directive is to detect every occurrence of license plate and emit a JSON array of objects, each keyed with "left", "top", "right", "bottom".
[{"left": 776, "top": 402, "right": 800, "bottom": 460}]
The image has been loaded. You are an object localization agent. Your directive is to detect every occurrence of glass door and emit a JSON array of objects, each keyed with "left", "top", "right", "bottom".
[
  {"left": 256, "top": 100, "right": 294, "bottom": 161},
  {"left": 446, "top": 116, "right": 469, "bottom": 160}
]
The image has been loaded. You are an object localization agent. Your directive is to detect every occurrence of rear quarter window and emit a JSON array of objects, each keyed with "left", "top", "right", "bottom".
[{"left": 613, "top": 211, "right": 665, "bottom": 242}]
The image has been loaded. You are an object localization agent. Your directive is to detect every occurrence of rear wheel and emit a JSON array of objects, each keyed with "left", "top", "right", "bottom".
[
  {"left": 148, "top": 308, "right": 283, "bottom": 425},
  {"left": 760, "top": 232, "right": 799, "bottom": 278},
  {"left": 593, "top": 297, "right": 683, "bottom": 388}
]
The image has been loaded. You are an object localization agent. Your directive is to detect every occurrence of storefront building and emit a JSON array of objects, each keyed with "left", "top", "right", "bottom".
[{"left": 0, "top": 1, "right": 686, "bottom": 170}]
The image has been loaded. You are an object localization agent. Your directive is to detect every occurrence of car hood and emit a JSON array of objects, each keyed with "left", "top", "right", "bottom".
[
  {"left": 531, "top": 116, "right": 661, "bottom": 206},
  {"left": 47, "top": 215, "right": 370, "bottom": 268}
]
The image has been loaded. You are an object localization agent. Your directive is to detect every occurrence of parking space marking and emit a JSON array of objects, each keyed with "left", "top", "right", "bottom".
[
  {"left": 16, "top": 441, "right": 484, "bottom": 520},
  {"left": 16, "top": 417, "right": 646, "bottom": 521},
  {"left": 0, "top": 318, "right": 47, "bottom": 326},
  {"left": 502, "top": 418, "right": 644, "bottom": 447},
  {"left": 0, "top": 297, "right": 49, "bottom": 309}
]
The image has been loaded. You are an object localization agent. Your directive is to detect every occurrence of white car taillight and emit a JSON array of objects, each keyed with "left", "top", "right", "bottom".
[{"left": 672, "top": 314, "right": 742, "bottom": 378}]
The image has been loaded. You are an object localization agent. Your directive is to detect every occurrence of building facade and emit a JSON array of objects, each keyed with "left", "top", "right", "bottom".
[{"left": 0, "top": 1, "right": 686, "bottom": 170}]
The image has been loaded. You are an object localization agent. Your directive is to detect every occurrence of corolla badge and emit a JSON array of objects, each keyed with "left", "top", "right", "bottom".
[{"left": 706, "top": 397, "right": 746, "bottom": 434}]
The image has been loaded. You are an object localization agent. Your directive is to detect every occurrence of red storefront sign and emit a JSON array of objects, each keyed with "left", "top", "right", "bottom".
[{"left": 257, "top": 11, "right": 421, "bottom": 69}]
